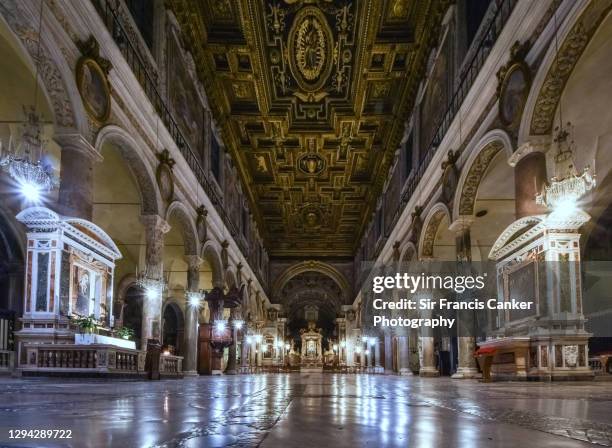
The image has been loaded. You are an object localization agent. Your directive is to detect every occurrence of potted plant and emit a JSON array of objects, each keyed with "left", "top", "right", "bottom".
[
  {"left": 72, "top": 314, "right": 100, "bottom": 344},
  {"left": 115, "top": 326, "right": 135, "bottom": 341}
]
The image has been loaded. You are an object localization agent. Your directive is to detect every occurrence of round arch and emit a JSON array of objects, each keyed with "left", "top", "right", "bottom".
[
  {"left": 95, "top": 125, "right": 163, "bottom": 216},
  {"left": 418, "top": 202, "right": 451, "bottom": 260},
  {"left": 0, "top": 2, "right": 87, "bottom": 133},
  {"left": 165, "top": 201, "right": 199, "bottom": 256},
  {"left": 225, "top": 268, "right": 237, "bottom": 290},
  {"left": 397, "top": 241, "right": 417, "bottom": 271},
  {"left": 201, "top": 240, "right": 224, "bottom": 289},
  {"left": 272, "top": 260, "right": 351, "bottom": 302},
  {"left": 453, "top": 129, "right": 513, "bottom": 222},
  {"left": 518, "top": 1, "right": 612, "bottom": 144}
]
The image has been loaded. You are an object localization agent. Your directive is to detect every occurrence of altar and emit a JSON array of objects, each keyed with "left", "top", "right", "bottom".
[{"left": 300, "top": 322, "right": 323, "bottom": 373}]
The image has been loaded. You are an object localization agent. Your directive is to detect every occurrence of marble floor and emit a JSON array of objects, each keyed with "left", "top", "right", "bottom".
[{"left": 0, "top": 374, "right": 611, "bottom": 448}]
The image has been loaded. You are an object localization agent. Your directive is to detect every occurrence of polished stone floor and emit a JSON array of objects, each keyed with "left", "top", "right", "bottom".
[{"left": 0, "top": 374, "right": 611, "bottom": 448}]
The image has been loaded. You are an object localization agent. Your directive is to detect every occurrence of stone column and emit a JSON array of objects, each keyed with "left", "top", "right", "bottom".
[
  {"left": 384, "top": 334, "right": 393, "bottom": 374},
  {"left": 240, "top": 330, "right": 249, "bottom": 373},
  {"left": 510, "top": 142, "right": 549, "bottom": 219},
  {"left": 183, "top": 255, "right": 202, "bottom": 376},
  {"left": 140, "top": 215, "right": 170, "bottom": 351},
  {"left": 419, "top": 310, "right": 439, "bottom": 377},
  {"left": 56, "top": 134, "right": 102, "bottom": 220},
  {"left": 225, "top": 311, "right": 239, "bottom": 375},
  {"left": 397, "top": 336, "right": 412, "bottom": 375},
  {"left": 374, "top": 338, "right": 381, "bottom": 371},
  {"left": 449, "top": 218, "right": 479, "bottom": 379}
]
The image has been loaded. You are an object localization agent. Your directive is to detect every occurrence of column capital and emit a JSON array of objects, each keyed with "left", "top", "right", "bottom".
[
  {"left": 54, "top": 133, "right": 103, "bottom": 162},
  {"left": 509, "top": 139, "right": 550, "bottom": 167},
  {"left": 140, "top": 214, "right": 171, "bottom": 234},
  {"left": 448, "top": 216, "right": 474, "bottom": 233},
  {"left": 184, "top": 255, "right": 204, "bottom": 269}
]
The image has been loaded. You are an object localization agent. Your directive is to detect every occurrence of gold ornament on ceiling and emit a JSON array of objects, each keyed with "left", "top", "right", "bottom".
[
  {"left": 288, "top": 7, "right": 333, "bottom": 92},
  {"left": 298, "top": 152, "right": 325, "bottom": 176}
]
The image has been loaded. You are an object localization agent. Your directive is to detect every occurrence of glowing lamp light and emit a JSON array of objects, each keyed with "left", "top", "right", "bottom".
[
  {"left": 246, "top": 335, "right": 253, "bottom": 345},
  {"left": 162, "top": 350, "right": 170, "bottom": 356},
  {"left": 145, "top": 286, "right": 160, "bottom": 301},
  {"left": 19, "top": 180, "right": 42, "bottom": 202},
  {"left": 186, "top": 292, "right": 202, "bottom": 307},
  {"left": 234, "top": 319, "right": 244, "bottom": 330},
  {"left": 276, "top": 340, "right": 284, "bottom": 349},
  {"left": 354, "top": 346, "right": 362, "bottom": 354},
  {"left": 254, "top": 334, "right": 262, "bottom": 343},
  {"left": 333, "top": 344, "right": 339, "bottom": 351},
  {"left": 214, "top": 320, "right": 227, "bottom": 333},
  {"left": 284, "top": 343, "right": 290, "bottom": 350},
  {"left": 340, "top": 341, "right": 346, "bottom": 348},
  {"left": 368, "top": 337, "right": 376, "bottom": 346},
  {"left": 364, "top": 350, "right": 370, "bottom": 356}
]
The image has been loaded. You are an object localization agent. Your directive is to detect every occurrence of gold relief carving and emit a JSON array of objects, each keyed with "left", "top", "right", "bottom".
[
  {"left": 458, "top": 142, "right": 503, "bottom": 216},
  {"left": 288, "top": 7, "right": 333, "bottom": 92},
  {"left": 167, "top": 0, "right": 445, "bottom": 256},
  {"left": 389, "top": 0, "right": 410, "bottom": 19},
  {"left": 421, "top": 210, "right": 445, "bottom": 258},
  {"left": 298, "top": 153, "right": 326, "bottom": 176},
  {"left": 530, "top": 0, "right": 612, "bottom": 135}
]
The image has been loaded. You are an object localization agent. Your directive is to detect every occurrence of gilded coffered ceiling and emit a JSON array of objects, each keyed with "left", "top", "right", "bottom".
[{"left": 169, "top": 0, "right": 446, "bottom": 258}]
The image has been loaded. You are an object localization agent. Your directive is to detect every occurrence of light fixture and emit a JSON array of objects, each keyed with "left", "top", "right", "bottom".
[
  {"left": 536, "top": 126, "right": 595, "bottom": 217},
  {"left": 233, "top": 319, "right": 244, "bottom": 330},
  {"left": 364, "top": 350, "right": 370, "bottom": 356},
  {"left": 354, "top": 346, "right": 362, "bottom": 354},
  {"left": 333, "top": 343, "right": 339, "bottom": 351},
  {"left": 276, "top": 340, "right": 283, "bottom": 349},
  {"left": 254, "top": 334, "right": 263, "bottom": 343},
  {"left": 214, "top": 320, "right": 227, "bottom": 333},
  {"left": 246, "top": 335, "right": 253, "bottom": 345},
  {"left": 0, "top": 0, "right": 59, "bottom": 200},
  {"left": 536, "top": 10, "right": 596, "bottom": 217},
  {"left": 340, "top": 341, "right": 346, "bottom": 348},
  {"left": 284, "top": 343, "right": 290, "bottom": 350},
  {"left": 186, "top": 291, "right": 202, "bottom": 307},
  {"left": 135, "top": 264, "right": 166, "bottom": 301}
]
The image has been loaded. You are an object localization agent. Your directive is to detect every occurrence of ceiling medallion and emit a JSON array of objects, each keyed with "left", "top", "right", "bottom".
[
  {"left": 297, "top": 152, "right": 326, "bottom": 176},
  {"left": 288, "top": 6, "right": 333, "bottom": 92}
]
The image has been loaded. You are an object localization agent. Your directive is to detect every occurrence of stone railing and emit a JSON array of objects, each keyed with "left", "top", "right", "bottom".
[
  {"left": 20, "top": 344, "right": 146, "bottom": 376},
  {"left": 0, "top": 350, "right": 14, "bottom": 372},
  {"left": 590, "top": 356, "right": 611, "bottom": 376},
  {"left": 159, "top": 354, "right": 183, "bottom": 377}
]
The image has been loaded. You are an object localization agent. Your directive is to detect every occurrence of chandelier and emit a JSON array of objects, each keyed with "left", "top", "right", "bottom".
[
  {"left": 135, "top": 264, "right": 166, "bottom": 300},
  {"left": 0, "top": 0, "right": 58, "bottom": 200},
  {"left": 536, "top": 124, "right": 595, "bottom": 211},
  {"left": 0, "top": 109, "right": 58, "bottom": 198}
]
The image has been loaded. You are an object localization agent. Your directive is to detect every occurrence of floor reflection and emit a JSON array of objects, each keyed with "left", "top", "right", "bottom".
[{"left": 0, "top": 374, "right": 609, "bottom": 447}]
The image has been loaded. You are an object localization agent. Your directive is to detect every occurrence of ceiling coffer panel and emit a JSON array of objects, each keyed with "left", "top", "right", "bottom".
[{"left": 169, "top": 0, "right": 447, "bottom": 258}]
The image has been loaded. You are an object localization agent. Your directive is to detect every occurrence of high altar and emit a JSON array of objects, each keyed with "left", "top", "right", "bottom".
[{"left": 300, "top": 322, "right": 323, "bottom": 372}]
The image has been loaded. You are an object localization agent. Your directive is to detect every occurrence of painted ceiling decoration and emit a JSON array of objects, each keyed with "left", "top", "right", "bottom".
[{"left": 169, "top": 0, "right": 446, "bottom": 257}]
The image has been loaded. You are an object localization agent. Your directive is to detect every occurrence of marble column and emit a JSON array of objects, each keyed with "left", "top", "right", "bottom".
[
  {"left": 374, "top": 338, "right": 381, "bottom": 371},
  {"left": 183, "top": 255, "right": 202, "bottom": 376},
  {"left": 240, "top": 330, "right": 249, "bottom": 373},
  {"left": 449, "top": 218, "right": 479, "bottom": 378},
  {"left": 56, "top": 134, "right": 102, "bottom": 220},
  {"left": 419, "top": 310, "right": 439, "bottom": 377},
  {"left": 140, "top": 214, "right": 170, "bottom": 351},
  {"left": 510, "top": 142, "right": 549, "bottom": 219},
  {"left": 384, "top": 334, "right": 393, "bottom": 374},
  {"left": 397, "top": 336, "right": 412, "bottom": 376},
  {"left": 225, "top": 311, "right": 239, "bottom": 375}
]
